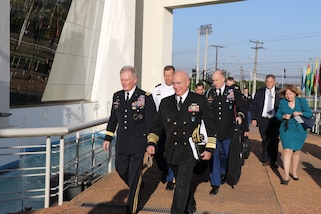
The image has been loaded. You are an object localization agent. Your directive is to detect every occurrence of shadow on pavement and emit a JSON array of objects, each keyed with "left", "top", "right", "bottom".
[{"left": 302, "top": 162, "right": 321, "bottom": 188}]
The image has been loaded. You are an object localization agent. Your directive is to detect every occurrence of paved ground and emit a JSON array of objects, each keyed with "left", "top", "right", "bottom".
[{"left": 19, "top": 126, "right": 321, "bottom": 214}]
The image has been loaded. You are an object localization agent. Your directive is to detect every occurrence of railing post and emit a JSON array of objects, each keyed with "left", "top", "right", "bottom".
[
  {"left": 108, "top": 145, "right": 112, "bottom": 173},
  {"left": 44, "top": 136, "right": 51, "bottom": 208},
  {"left": 75, "top": 132, "right": 80, "bottom": 185},
  {"left": 58, "top": 136, "right": 65, "bottom": 205},
  {"left": 315, "top": 112, "right": 320, "bottom": 134},
  {"left": 91, "top": 128, "right": 95, "bottom": 173}
]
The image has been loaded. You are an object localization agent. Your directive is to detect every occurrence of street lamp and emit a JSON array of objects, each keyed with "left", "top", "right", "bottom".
[
  {"left": 231, "top": 55, "right": 244, "bottom": 90},
  {"left": 209, "top": 45, "right": 224, "bottom": 70},
  {"left": 222, "top": 62, "right": 232, "bottom": 74},
  {"left": 196, "top": 24, "right": 213, "bottom": 83},
  {"left": 249, "top": 69, "right": 252, "bottom": 93}
]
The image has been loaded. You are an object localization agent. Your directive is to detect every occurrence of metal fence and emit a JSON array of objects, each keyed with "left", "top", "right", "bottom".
[
  {"left": 0, "top": 111, "right": 320, "bottom": 213},
  {"left": 0, "top": 117, "right": 112, "bottom": 213},
  {"left": 311, "top": 111, "right": 321, "bottom": 135}
]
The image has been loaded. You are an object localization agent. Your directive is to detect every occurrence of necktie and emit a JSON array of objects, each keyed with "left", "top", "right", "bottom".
[
  {"left": 126, "top": 92, "right": 129, "bottom": 103},
  {"left": 177, "top": 96, "right": 182, "bottom": 111},
  {"left": 216, "top": 89, "right": 221, "bottom": 96},
  {"left": 267, "top": 89, "right": 273, "bottom": 118}
]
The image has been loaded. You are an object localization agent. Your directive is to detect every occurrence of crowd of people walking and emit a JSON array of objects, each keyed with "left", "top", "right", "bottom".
[{"left": 103, "top": 65, "right": 314, "bottom": 214}]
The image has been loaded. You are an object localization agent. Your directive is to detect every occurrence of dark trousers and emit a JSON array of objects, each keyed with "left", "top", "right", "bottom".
[
  {"left": 209, "top": 138, "right": 231, "bottom": 186},
  {"left": 115, "top": 152, "right": 144, "bottom": 214},
  {"left": 258, "top": 117, "right": 280, "bottom": 164},
  {"left": 154, "top": 132, "right": 174, "bottom": 182},
  {"left": 170, "top": 162, "right": 196, "bottom": 214}
]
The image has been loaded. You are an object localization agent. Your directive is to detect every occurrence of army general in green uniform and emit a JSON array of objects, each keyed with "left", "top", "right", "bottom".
[{"left": 103, "top": 65, "right": 156, "bottom": 214}]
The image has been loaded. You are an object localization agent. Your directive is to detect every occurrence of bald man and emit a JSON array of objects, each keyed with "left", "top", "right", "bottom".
[
  {"left": 147, "top": 70, "right": 216, "bottom": 214},
  {"left": 205, "top": 70, "right": 247, "bottom": 195}
]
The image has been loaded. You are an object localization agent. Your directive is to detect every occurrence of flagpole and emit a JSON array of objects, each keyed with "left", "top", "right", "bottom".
[
  {"left": 313, "top": 58, "right": 318, "bottom": 110},
  {"left": 314, "top": 57, "right": 320, "bottom": 111},
  {"left": 314, "top": 90, "right": 317, "bottom": 111},
  {"left": 282, "top": 68, "right": 285, "bottom": 88},
  {"left": 281, "top": 72, "right": 284, "bottom": 88}
]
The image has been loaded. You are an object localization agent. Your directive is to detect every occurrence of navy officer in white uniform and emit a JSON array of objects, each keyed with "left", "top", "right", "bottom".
[{"left": 152, "top": 65, "right": 176, "bottom": 190}]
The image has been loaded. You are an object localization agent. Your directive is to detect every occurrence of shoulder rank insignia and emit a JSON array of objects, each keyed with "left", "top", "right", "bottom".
[{"left": 145, "top": 92, "right": 151, "bottom": 96}]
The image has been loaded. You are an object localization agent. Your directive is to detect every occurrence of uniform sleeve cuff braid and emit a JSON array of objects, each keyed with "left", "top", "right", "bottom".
[
  {"left": 206, "top": 137, "right": 216, "bottom": 149},
  {"left": 104, "top": 131, "right": 114, "bottom": 141},
  {"left": 147, "top": 133, "right": 159, "bottom": 144},
  {"left": 105, "top": 131, "right": 114, "bottom": 137},
  {"left": 237, "top": 112, "right": 245, "bottom": 119}
]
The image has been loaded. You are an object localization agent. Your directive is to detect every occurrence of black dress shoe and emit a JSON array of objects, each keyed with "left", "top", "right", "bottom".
[
  {"left": 161, "top": 170, "right": 167, "bottom": 183},
  {"left": 210, "top": 185, "right": 219, "bottom": 195},
  {"left": 281, "top": 179, "right": 289, "bottom": 185},
  {"left": 185, "top": 204, "right": 196, "bottom": 214},
  {"left": 221, "top": 175, "right": 226, "bottom": 184},
  {"left": 166, "top": 181, "right": 174, "bottom": 190},
  {"left": 270, "top": 162, "right": 279, "bottom": 168}
]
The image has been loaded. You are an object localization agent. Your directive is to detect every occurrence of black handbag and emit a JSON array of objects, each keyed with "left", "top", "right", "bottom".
[
  {"left": 299, "top": 98, "right": 316, "bottom": 130},
  {"left": 300, "top": 115, "right": 316, "bottom": 130},
  {"left": 242, "top": 136, "right": 251, "bottom": 159}
]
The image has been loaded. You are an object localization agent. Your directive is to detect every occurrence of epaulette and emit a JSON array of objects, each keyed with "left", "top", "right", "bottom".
[
  {"left": 234, "top": 85, "right": 240, "bottom": 90},
  {"left": 155, "top": 83, "right": 161, "bottom": 88},
  {"left": 145, "top": 92, "right": 151, "bottom": 96}
]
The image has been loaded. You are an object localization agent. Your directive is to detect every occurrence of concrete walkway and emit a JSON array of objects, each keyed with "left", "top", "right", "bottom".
[{"left": 20, "top": 126, "right": 321, "bottom": 214}]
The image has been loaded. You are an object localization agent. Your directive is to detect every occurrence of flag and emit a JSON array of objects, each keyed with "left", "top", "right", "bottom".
[
  {"left": 283, "top": 69, "right": 286, "bottom": 78},
  {"left": 319, "top": 63, "right": 321, "bottom": 93},
  {"left": 301, "top": 67, "right": 306, "bottom": 92},
  {"left": 308, "top": 63, "right": 315, "bottom": 93},
  {"left": 305, "top": 63, "right": 311, "bottom": 94},
  {"left": 313, "top": 59, "right": 319, "bottom": 94}
]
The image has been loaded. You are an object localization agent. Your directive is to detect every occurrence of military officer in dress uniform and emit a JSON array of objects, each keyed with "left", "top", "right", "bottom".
[
  {"left": 103, "top": 65, "right": 156, "bottom": 214},
  {"left": 205, "top": 70, "right": 247, "bottom": 195},
  {"left": 152, "top": 65, "right": 176, "bottom": 190},
  {"left": 146, "top": 71, "right": 217, "bottom": 214}
]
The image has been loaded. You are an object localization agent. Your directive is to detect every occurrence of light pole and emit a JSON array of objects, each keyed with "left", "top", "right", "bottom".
[
  {"left": 196, "top": 24, "right": 212, "bottom": 83},
  {"left": 223, "top": 62, "right": 232, "bottom": 74},
  {"left": 210, "top": 45, "right": 224, "bottom": 70},
  {"left": 231, "top": 55, "right": 243, "bottom": 89},
  {"left": 250, "top": 40, "right": 263, "bottom": 96},
  {"left": 249, "top": 69, "right": 252, "bottom": 93}
]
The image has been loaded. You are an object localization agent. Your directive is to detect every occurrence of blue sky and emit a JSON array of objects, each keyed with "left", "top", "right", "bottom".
[{"left": 172, "top": 0, "right": 321, "bottom": 84}]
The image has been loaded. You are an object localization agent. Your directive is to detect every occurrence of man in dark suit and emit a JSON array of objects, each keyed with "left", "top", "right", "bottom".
[
  {"left": 205, "top": 70, "right": 247, "bottom": 195},
  {"left": 146, "top": 70, "right": 217, "bottom": 214},
  {"left": 251, "top": 74, "right": 281, "bottom": 168},
  {"left": 103, "top": 65, "right": 156, "bottom": 214},
  {"left": 242, "top": 87, "right": 253, "bottom": 128}
]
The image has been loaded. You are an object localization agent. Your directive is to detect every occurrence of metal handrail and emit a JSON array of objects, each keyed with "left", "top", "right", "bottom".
[
  {"left": 311, "top": 111, "right": 321, "bottom": 134},
  {"left": 0, "top": 117, "right": 111, "bottom": 212}
]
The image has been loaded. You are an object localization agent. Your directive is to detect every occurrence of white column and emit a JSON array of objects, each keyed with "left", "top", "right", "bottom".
[{"left": 0, "top": 0, "right": 10, "bottom": 127}]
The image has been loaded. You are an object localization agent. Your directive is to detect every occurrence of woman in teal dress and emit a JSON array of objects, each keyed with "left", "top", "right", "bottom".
[{"left": 275, "top": 84, "right": 313, "bottom": 185}]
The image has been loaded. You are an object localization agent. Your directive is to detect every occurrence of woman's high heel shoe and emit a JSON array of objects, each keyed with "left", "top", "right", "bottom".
[
  {"left": 290, "top": 174, "right": 299, "bottom": 181},
  {"left": 281, "top": 179, "right": 289, "bottom": 185}
]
